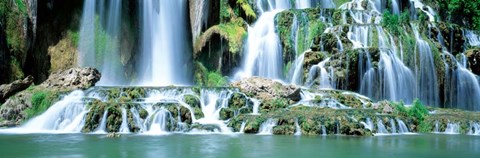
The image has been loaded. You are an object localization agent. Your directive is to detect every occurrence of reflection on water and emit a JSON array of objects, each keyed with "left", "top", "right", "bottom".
[{"left": 0, "top": 134, "right": 479, "bottom": 157}]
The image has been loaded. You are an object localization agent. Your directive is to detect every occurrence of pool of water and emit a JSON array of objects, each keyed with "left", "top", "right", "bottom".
[{"left": 0, "top": 134, "right": 479, "bottom": 157}]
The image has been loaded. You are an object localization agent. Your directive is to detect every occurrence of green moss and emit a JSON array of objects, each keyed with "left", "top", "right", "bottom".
[
  {"left": 67, "top": 30, "right": 80, "bottom": 47},
  {"left": 206, "top": 71, "right": 227, "bottom": 87},
  {"left": 26, "top": 91, "right": 58, "bottom": 119},
  {"left": 10, "top": 57, "right": 24, "bottom": 81}
]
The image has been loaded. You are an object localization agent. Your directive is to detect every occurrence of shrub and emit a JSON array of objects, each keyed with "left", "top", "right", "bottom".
[{"left": 26, "top": 91, "right": 56, "bottom": 118}]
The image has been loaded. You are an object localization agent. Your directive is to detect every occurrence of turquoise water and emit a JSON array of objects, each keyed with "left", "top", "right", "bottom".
[{"left": 0, "top": 134, "right": 479, "bottom": 157}]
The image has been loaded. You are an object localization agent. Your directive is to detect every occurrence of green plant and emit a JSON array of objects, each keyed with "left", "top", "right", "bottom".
[
  {"left": 206, "top": 71, "right": 227, "bottom": 87},
  {"left": 14, "top": 0, "right": 26, "bottom": 14},
  {"left": 408, "top": 99, "right": 429, "bottom": 122},
  {"left": 68, "top": 30, "right": 80, "bottom": 47},
  {"left": 26, "top": 91, "right": 55, "bottom": 118}
]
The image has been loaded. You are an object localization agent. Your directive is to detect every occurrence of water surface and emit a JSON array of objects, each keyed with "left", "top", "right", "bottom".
[{"left": 0, "top": 134, "right": 478, "bottom": 157}]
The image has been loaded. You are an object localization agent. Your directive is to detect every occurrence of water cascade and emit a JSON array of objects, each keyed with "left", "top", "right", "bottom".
[
  {"left": 397, "top": 119, "right": 410, "bottom": 133},
  {"left": 139, "top": 0, "right": 190, "bottom": 86},
  {"left": 12, "top": 91, "right": 88, "bottom": 133},
  {"left": 294, "top": 118, "right": 302, "bottom": 135},
  {"left": 94, "top": 110, "right": 109, "bottom": 133},
  {"left": 444, "top": 122, "right": 460, "bottom": 134},
  {"left": 469, "top": 122, "right": 480, "bottom": 135},
  {"left": 361, "top": 117, "right": 374, "bottom": 132},
  {"left": 78, "top": 0, "right": 125, "bottom": 85},
  {"left": 258, "top": 118, "right": 278, "bottom": 135},
  {"left": 119, "top": 108, "right": 130, "bottom": 133},
  {"left": 376, "top": 119, "right": 388, "bottom": 134},
  {"left": 321, "top": 125, "right": 327, "bottom": 135},
  {"left": 389, "top": 119, "right": 397, "bottom": 133},
  {"left": 235, "top": 0, "right": 312, "bottom": 80}
]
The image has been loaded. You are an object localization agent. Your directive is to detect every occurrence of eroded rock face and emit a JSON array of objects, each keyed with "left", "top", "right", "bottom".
[
  {"left": 0, "top": 76, "right": 34, "bottom": 103},
  {"left": 40, "top": 67, "right": 101, "bottom": 90},
  {"left": 466, "top": 48, "right": 480, "bottom": 75},
  {"left": 230, "top": 77, "right": 300, "bottom": 102}
]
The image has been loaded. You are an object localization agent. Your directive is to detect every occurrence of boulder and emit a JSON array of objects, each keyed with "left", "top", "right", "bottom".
[
  {"left": 40, "top": 67, "right": 101, "bottom": 90},
  {"left": 0, "top": 76, "right": 34, "bottom": 103},
  {"left": 230, "top": 77, "right": 300, "bottom": 102}
]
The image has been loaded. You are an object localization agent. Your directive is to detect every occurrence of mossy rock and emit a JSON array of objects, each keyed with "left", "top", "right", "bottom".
[{"left": 183, "top": 94, "right": 201, "bottom": 108}]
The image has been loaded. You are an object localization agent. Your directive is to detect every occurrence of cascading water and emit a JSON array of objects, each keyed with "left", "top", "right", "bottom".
[
  {"left": 412, "top": 24, "right": 439, "bottom": 106},
  {"left": 397, "top": 119, "right": 410, "bottom": 133},
  {"left": 235, "top": 0, "right": 312, "bottom": 80},
  {"left": 444, "top": 122, "right": 460, "bottom": 134},
  {"left": 258, "top": 118, "right": 277, "bottom": 135},
  {"left": 94, "top": 110, "right": 109, "bottom": 133},
  {"left": 294, "top": 118, "right": 302, "bottom": 135},
  {"left": 78, "top": 0, "right": 125, "bottom": 85},
  {"left": 390, "top": 119, "right": 397, "bottom": 133},
  {"left": 119, "top": 108, "right": 130, "bottom": 133},
  {"left": 376, "top": 119, "right": 389, "bottom": 134},
  {"left": 78, "top": 0, "right": 96, "bottom": 67},
  {"left": 6, "top": 91, "right": 88, "bottom": 133},
  {"left": 139, "top": 0, "right": 191, "bottom": 86}
]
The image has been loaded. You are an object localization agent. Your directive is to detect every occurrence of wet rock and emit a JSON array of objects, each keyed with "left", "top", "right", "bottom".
[
  {"left": 230, "top": 77, "right": 299, "bottom": 102},
  {"left": 466, "top": 48, "right": 480, "bottom": 75},
  {"left": 0, "top": 76, "right": 34, "bottom": 103},
  {"left": 40, "top": 67, "right": 101, "bottom": 90}
]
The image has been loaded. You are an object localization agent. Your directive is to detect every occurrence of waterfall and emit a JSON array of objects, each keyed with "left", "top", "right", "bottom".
[
  {"left": 289, "top": 53, "right": 305, "bottom": 85},
  {"left": 444, "top": 122, "right": 460, "bottom": 134},
  {"left": 239, "top": 121, "right": 247, "bottom": 133},
  {"left": 78, "top": 0, "right": 96, "bottom": 67},
  {"left": 391, "top": 0, "right": 400, "bottom": 14},
  {"left": 145, "top": 109, "right": 171, "bottom": 135},
  {"left": 119, "top": 108, "right": 130, "bottom": 133},
  {"left": 258, "top": 118, "right": 277, "bottom": 135},
  {"left": 296, "top": 0, "right": 311, "bottom": 9},
  {"left": 78, "top": 0, "right": 125, "bottom": 85},
  {"left": 139, "top": 0, "right": 191, "bottom": 86},
  {"left": 294, "top": 118, "right": 302, "bottom": 135},
  {"left": 320, "top": 0, "right": 336, "bottom": 8},
  {"left": 389, "top": 119, "right": 397, "bottom": 133},
  {"left": 396, "top": 119, "right": 409, "bottom": 133},
  {"left": 12, "top": 91, "right": 87, "bottom": 133},
  {"left": 361, "top": 117, "right": 374, "bottom": 131},
  {"left": 412, "top": 24, "right": 439, "bottom": 106},
  {"left": 376, "top": 119, "right": 388, "bottom": 134},
  {"left": 97, "top": 0, "right": 125, "bottom": 86},
  {"left": 94, "top": 110, "right": 109, "bottom": 133},
  {"left": 235, "top": 0, "right": 312, "bottom": 81},
  {"left": 321, "top": 125, "right": 327, "bottom": 135},
  {"left": 465, "top": 30, "right": 480, "bottom": 47},
  {"left": 306, "top": 58, "right": 334, "bottom": 89},
  {"left": 434, "top": 120, "right": 439, "bottom": 133},
  {"left": 469, "top": 122, "right": 480, "bottom": 135}
]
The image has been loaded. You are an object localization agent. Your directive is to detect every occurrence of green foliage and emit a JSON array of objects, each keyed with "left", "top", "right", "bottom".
[
  {"left": 382, "top": 11, "right": 402, "bottom": 36},
  {"left": 417, "top": 120, "right": 433, "bottom": 133},
  {"left": 237, "top": 0, "right": 256, "bottom": 19},
  {"left": 14, "top": 0, "right": 26, "bottom": 14},
  {"left": 93, "top": 16, "right": 118, "bottom": 67},
  {"left": 442, "top": 0, "right": 480, "bottom": 30},
  {"left": 26, "top": 91, "right": 56, "bottom": 118},
  {"left": 206, "top": 71, "right": 227, "bottom": 87},
  {"left": 409, "top": 99, "right": 429, "bottom": 122},
  {"left": 67, "top": 30, "right": 80, "bottom": 47},
  {"left": 393, "top": 99, "right": 429, "bottom": 122}
]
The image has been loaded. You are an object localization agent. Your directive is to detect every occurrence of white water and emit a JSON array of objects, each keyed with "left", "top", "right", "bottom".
[
  {"left": 469, "top": 122, "right": 480, "bottom": 135},
  {"left": 295, "top": 0, "right": 311, "bottom": 9},
  {"left": 294, "top": 118, "right": 302, "bottom": 135},
  {"left": 321, "top": 125, "right": 327, "bottom": 135},
  {"left": 390, "top": 119, "right": 397, "bottom": 133},
  {"left": 239, "top": 121, "right": 247, "bottom": 133},
  {"left": 444, "top": 123, "right": 460, "bottom": 134},
  {"left": 94, "top": 110, "right": 109, "bottom": 134},
  {"left": 305, "top": 58, "right": 334, "bottom": 88},
  {"left": 139, "top": 0, "right": 190, "bottom": 86},
  {"left": 145, "top": 109, "right": 171, "bottom": 135},
  {"left": 3, "top": 91, "right": 87, "bottom": 133},
  {"left": 361, "top": 117, "right": 374, "bottom": 131},
  {"left": 465, "top": 30, "right": 480, "bottom": 47},
  {"left": 119, "top": 108, "right": 130, "bottom": 133},
  {"left": 258, "top": 118, "right": 277, "bottom": 135},
  {"left": 235, "top": 0, "right": 312, "bottom": 81},
  {"left": 412, "top": 24, "right": 439, "bottom": 106},
  {"left": 434, "top": 121, "right": 439, "bottom": 133},
  {"left": 397, "top": 119, "right": 410, "bottom": 133},
  {"left": 376, "top": 119, "right": 389, "bottom": 134},
  {"left": 78, "top": 0, "right": 96, "bottom": 67}
]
